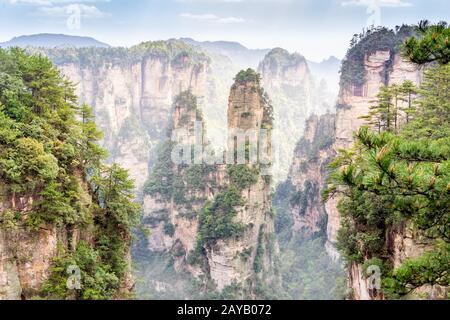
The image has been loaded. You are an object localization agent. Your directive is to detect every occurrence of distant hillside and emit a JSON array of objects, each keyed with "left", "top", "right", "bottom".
[
  {"left": 0, "top": 33, "right": 110, "bottom": 48},
  {"left": 180, "top": 37, "right": 270, "bottom": 69},
  {"left": 307, "top": 56, "right": 341, "bottom": 94}
]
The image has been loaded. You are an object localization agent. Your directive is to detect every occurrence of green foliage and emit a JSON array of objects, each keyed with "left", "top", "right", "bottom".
[
  {"left": 340, "top": 25, "right": 415, "bottom": 89},
  {"left": 278, "top": 237, "right": 346, "bottom": 300},
  {"left": 290, "top": 180, "right": 320, "bottom": 217},
  {"left": 0, "top": 49, "right": 140, "bottom": 299},
  {"left": 92, "top": 164, "right": 140, "bottom": 240},
  {"left": 227, "top": 164, "right": 259, "bottom": 190},
  {"left": 44, "top": 39, "right": 210, "bottom": 69},
  {"left": 402, "top": 21, "right": 450, "bottom": 65},
  {"left": 402, "top": 64, "right": 450, "bottom": 140},
  {"left": 273, "top": 180, "right": 296, "bottom": 244},
  {"left": 163, "top": 222, "right": 176, "bottom": 237},
  {"left": 196, "top": 186, "right": 246, "bottom": 250},
  {"left": 253, "top": 225, "right": 265, "bottom": 273},
  {"left": 362, "top": 81, "right": 420, "bottom": 134},
  {"left": 326, "top": 27, "right": 450, "bottom": 298},
  {"left": 383, "top": 245, "right": 450, "bottom": 299},
  {"left": 185, "top": 164, "right": 215, "bottom": 192},
  {"left": 234, "top": 68, "right": 261, "bottom": 84},
  {"left": 42, "top": 241, "right": 120, "bottom": 300},
  {"left": 143, "top": 142, "right": 175, "bottom": 198}
]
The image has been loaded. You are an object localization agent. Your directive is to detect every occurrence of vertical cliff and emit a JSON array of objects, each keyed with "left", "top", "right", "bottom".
[
  {"left": 44, "top": 41, "right": 212, "bottom": 192},
  {"left": 0, "top": 49, "right": 139, "bottom": 300},
  {"left": 283, "top": 113, "right": 336, "bottom": 238},
  {"left": 207, "top": 69, "right": 278, "bottom": 297},
  {"left": 138, "top": 70, "right": 279, "bottom": 299},
  {"left": 323, "top": 26, "right": 449, "bottom": 300},
  {"left": 258, "top": 48, "right": 334, "bottom": 183}
]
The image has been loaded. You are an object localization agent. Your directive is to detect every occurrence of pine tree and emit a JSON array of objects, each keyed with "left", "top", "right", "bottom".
[
  {"left": 326, "top": 22, "right": 450, "bottom": 298},
  {"left": 403, "top": 20, "right": 450, "bottom": 65},
  {"left": 399, "top": 80, "right": 418, "bottom": 124}
]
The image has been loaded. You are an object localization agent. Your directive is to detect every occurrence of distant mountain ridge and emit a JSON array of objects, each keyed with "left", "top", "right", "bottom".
[
  {"left": 180, "top": 37, "right": 271, "bottom": 69},
  {"left": 0, "top": 33, "right": 110, "bottom": 48},
  {"left": 307, "top": 56, "right": 341, "bottom": 94}
]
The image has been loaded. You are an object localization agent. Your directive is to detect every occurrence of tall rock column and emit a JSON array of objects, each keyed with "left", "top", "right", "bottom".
[
  {"left": 327, "top": 27, "right": 423, "bottom": 300},
  {"left": 202, "top": 69, "right": 278, "bottom": 296}
]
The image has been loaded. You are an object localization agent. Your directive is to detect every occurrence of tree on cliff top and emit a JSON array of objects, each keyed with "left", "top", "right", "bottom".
[
  {"left": 403, "top": 20, "right": 450, "bottom": 65},
  {"left": 325, "top": 22, "right": 450, "bottom": 299},
  {"left": 0, "top": 48, "right": 140, "bottom": 299}
]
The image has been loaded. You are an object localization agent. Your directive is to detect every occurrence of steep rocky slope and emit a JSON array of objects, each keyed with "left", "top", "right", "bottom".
[
  {"left": 273, "top": 26, "right": 447, "bottom": 300},
  {"left": 0, "top": 49, "right": 138, "bottom": 300},
  {"left": 283, "top": 113, "right": 336, "bottom": 239},
  {"left": 43, "top": 41, "right": 213, "bottom": 192},
  {"left": 138, "top": 70, "right": 279, "bottom": 298},
  {"left": 258, "top": 48, "right": 335, "bottom": 182}
]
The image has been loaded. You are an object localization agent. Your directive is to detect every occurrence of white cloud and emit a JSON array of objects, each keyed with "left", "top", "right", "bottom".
[
  {"left": 175, "top": 0, "right": 293, "bottom": 3},
  {"left": 38, "top": 3, "right": 106, "bottom": 18},
  {"left": 341, "top": 0, "right": 413, "bottom": 7},
  {"left": 4, "top": 0, "right": 109, "bottom": 19},
  {"left": 3, "top": 0, "right": 110, "bottom": 30},
  {"left": 180, "top": 12, "right": 245, "bottom": 23}
]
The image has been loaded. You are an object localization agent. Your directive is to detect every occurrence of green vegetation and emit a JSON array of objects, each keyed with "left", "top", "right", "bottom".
[
  {"left": 273, "top": 180, "right": 345, "bottom": 300},
  {"left": 263, "top": 48, "right": 306, "bottom": 74},
  {"left": 325, "top": 23, "right": 450, "bottom": 299},
  {"left": 144, "top": 142, "right": 175, "bottom": 199},
  {"left": 340, "top": 25, "right": 416, "bottom": 89},
  {"left": 253, "top": 225, "right": 265, "bottom": 273},
  {"left": 195, "top": 186, "right": 246, "bottom": 251},
  {"left": 233, "top": 68, "right": 261, "bottom": 85},
  {"left": 383, "top": 244, "right": 450, "bottom": 299},
  {"left": 163, "top": 222, "right": 176, "bottom": 237},
  {"left": 42, "top": 241, "right": 120, "bottom": 300},
  {"left": 403, "top": 20, "right": 450, "bottom": 65},
  {"left": 0, "top": 48, "right": 139, "bottom": 299},
  {"left": 361, "top": 81, "right": 418, "bottom": 133},
  {"left": 227, "top": 165, "right": 259, "bottom": 190},
  {"left": 278, "top": 236, "right": 346, "bottom": 300},
  {"left": 43, "top": 39, "right": 210, "bottom": 69}
]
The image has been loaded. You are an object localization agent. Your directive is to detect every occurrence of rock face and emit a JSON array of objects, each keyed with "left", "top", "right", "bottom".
[
  {"left": 141, "top": 71, "right": 278, "bottom": 297},
  {"left": 258, "top": 48, "right": 335, "bottom": 183},
  {"left": 0, "top": 185, "right": 92, "bottom": 299},
  {"left": 327, "top": 49, "right": 425, "bottom": 299},
  {"left": 212, "top": 73, "right": 277, "bottom": 293},
  {"left": 45, "top": 41, "right": 212, "bottom": 192},
  {"left": 285, "top": 113, "right": 336, "bottom": 238}
]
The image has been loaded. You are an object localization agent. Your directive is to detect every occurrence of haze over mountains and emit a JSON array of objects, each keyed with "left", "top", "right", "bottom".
[
  {"left": 0, "top": 33, "right": 341, "bottom": 91},
  {"left": 0, "top": 33, "right": 110, "bottom": 49},
  {"left": 0, "top": 32, "right": 344, "bottom": 299}
]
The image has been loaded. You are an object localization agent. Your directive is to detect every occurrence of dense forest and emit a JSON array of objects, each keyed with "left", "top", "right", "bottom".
[{"left": 0, "top": 48, "right": 140, "bottom": 299}]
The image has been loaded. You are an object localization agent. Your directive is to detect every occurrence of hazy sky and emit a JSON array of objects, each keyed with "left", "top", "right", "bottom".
[{"left": 0, "top": 0, "right": 449, "bottom": 61}]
